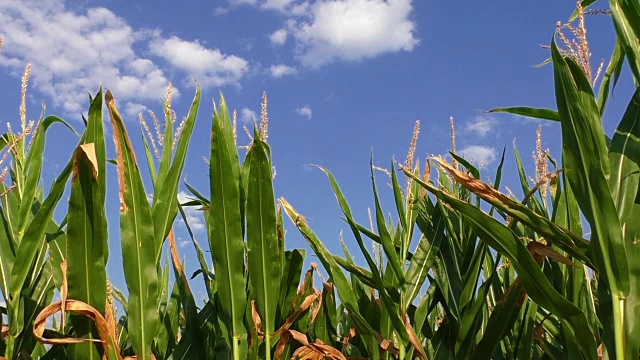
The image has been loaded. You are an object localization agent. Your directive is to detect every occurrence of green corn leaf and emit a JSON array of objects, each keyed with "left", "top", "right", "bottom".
[
  {"left": 17, "top": 116, "right": 75, "bottom": 240},
  {"left": 13, "top": 258, "right": 55, "bottom": 358},
  {"left": 471, "top": 282, "right": 522, "bottom": 360},
  {"left": 408, "top": 172, "right": 598, "bottom": 359},
  {"left": 370, "top": 158, "right": 406, "bottom": 290},
  {"left": 245, "top": 130, "right": 281, "bottom": 358},
  {"left": 8, "top": 153, "right": 73, "bottom": 335},
  {"left": 0, "top": 190, "right": 16, "bottom": 303},
  {"left": 66, "top": 89, "right": 108, "bottom": 360},
  {"left": 277, "top": 249, "right": 305, "bottom": 321},
  {"left": 610, "top": 0, "right": 640, "bottom": 85},
  {"left": 316, "top": 165, "right": 410, "bottom": 343},
  {"left": 424, "top": 159, "right": 591, "bottom": 265},
  {"left": 106, "top": 90, "right": 160, "bottom": 360},
  {"left": 450, "top": 152, "right": 480, "bottom": 180},
  {"left": 623, "top": 201, "right": 640, "bottom": 359},
  {"left": 405, "top": 200, "right": 444, "bottom": 308},
  {"left": 608, "top": 88, "right": 640, "bottom": 224},
  {"left": 141, "top": 131, "right": 158, "bottom": 187},
  {"left": 208, "top": 94, "right": 247, "bottom": 358},
  {"left": 487, "top": 107, "right": 560, "bottom": 122},
  {"left": 281, "top": 198, "right": 383, "bottom": 355},
  {"left": 515, "top": 300, "right": 538, "bottom": 359},
  {"left": 597, "top": 39, "right": 625, "bottom": 116},
  {"left": 551, "top": 39, "right": 629, "bottom": 298},
  {"left": 569, "top": 0, "right": 598, "bottom": 21},
  {"left": 455, "top": 274, "right": 494, "bottom": 357},
  {"left": 66, "top": 143, "right": 108, "bottom": 360},
  {"left": 390, "top": 162, "right": 407, "bottom": 232},
  {"left": 178, "top": 205, "right": 213, "bottom": 297},
  {"left": 152, "top": 85, "right": 200, "bottom": 261}
]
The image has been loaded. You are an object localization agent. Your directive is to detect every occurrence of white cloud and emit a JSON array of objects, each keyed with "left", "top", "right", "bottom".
[
  {"left": 214, "top": 7, "right": 230, "bottom": 16},
  {"left": 269, "top": 28, "right": 288, "bottom": 45},
  {"left": 270, "top": 64, "right": 297, "bottom": 78},
  {"left": 178, "top": 238, "right": 190, "bottom": 248},
  {"left": 229, "top": 0, "right": 295, "bottom": 11},
  {"left": 229, "top": 0, "right": 258, "bottom": 5},
  {"left": 458, "top": 145, "right": 497, "bottom": 165},
  {"left": 124, "top": 102, "right": 147, "bottom": 119},
  {"left": 240, "top": 107, "right": 257, "bottom": 123},
  {"left": 463, "top": 115, "right": 497, "bottom": 138},
  {"left": 0, "top": 0, "right": 175, "bottom": 116},
  {"left": 296, "top": 105, "right": 312, "bottom": 119},
  {"left": 291, "top": 0, "right": 419, "bottom": 67},
  {"left": 262, "top": 0, "right": 296, "bottom": 11},
  {"left": 149, "top": 36, "right": 249, "bottom": 88},
  {"left": 177, "top": 191, "right": 205, "bottom": 233}
]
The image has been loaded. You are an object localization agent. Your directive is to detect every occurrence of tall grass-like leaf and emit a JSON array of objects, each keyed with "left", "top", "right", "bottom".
[
  {"left": 624, "top": 201, "right": 640, "bottom": 359},
  {"left": 66, "top": 90, "right": 108, "bottom": 360},
  {"left": 245, "top": 131, "right": 281, "bottom": 358},
  {"left": 208, "top": 95, "right": 247, "bottom": 358},
  {"left": 17, "top": 117, "right": 75, "bottom": 239},
  {"left": 316, "top": 166, "right": 411, "bottom": 347},
  {"left": 610, "top": 0, "right": 640, "bottom": 84},
  {"left": 487, "top": 107, "right": 560, "bottom": 122},
  {"left": 608, "top": 88, "right": 640, "bottom": 224},
  {"left": 281, "top": 198, "right": 382, "bottom": 357},
  {"left": 66, "top": 143, "right": 107, "bottom": 360},
  {"left": 8, "top": 155, "right": 73, "bottom": 336},
  {"left": 404, "top": 201, "right": 444, "bottom": 308},
  {"left": 597, "top": 39, "right": 625, "bottom": 116},
  {"left": 608, "top": 88, "right": 640, "bottom": 359},
  {"left": 551, "top": 38, "right": 631, "bottom": 357},
  {"left": 152, "top": 85, "right": 201, "bottom": 261},
  {"left": 370, "top": 158, "right": 406, "bottom": 290},
  {"left": 106, "top": 91, "right": 159, "bottom": 360},
  {"left": 407, "top": 172, "right": 598, "bottom": 359}
]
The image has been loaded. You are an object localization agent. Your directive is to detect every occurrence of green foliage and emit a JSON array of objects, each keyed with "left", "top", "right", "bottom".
[{"left": 1, "top": 1, "right": 640, "bottom": 359}]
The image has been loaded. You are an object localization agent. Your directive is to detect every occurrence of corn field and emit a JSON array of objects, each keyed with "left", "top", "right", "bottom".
[{"left": 1, "top": 1, "right": 640, "bottom": 359}]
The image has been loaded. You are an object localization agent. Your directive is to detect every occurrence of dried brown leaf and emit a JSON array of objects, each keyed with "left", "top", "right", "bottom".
[
  {"left": 251, "top": 300, "right": 264, "bottom": 341},
  {"left": 528, "top": 240, "right": 575, "bottom": 267},
  {"left": 33, "top": 299, "right": 122, "bottom": 360},
  {"left": 404, "top": 313, "right": 427, "bottom": 359}
]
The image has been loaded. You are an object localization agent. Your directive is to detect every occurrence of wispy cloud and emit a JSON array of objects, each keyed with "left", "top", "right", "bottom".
[
  {"left": 240, "top": 107, "right": 257, "bottom": 123},
  {"left": 177, "top": 191, "right": 205, "bottom": 233},
  {"left": 229, "top": 0, "right": 418, "bottom": 68},
  {"left": 270, "top": 64, "right": 297, "bottom": 78},
  {"left": 269, "top": 28, "right": 288, "bottom": 45},
  {"left": 149, "top": 35, "right": 249, "bottom": 88},
  {"left": 0, "top": 0, "right": 174, "bottom": 116},
  {"left": 296, "top": 105, "right": 312, "bottom": 119},
  {"left": 458, "top": 145, "right": 497, "bottom": 165},
  {"left": 463, "top": 115, "right": 497, "bottom": 138}
]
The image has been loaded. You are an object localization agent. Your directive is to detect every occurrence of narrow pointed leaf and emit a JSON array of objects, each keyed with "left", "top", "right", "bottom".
[
  {"left": 246, "top": 131, "right": 281, "bottom": 356},
  {"left": 106, "top": 91, "right": 159, "bottom": 360},
  {"left": 208, "top": 94, "right": 247, "bottom": 357}
]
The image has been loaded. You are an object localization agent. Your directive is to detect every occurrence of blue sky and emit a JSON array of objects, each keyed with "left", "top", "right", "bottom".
[{"left": 0, "top": 0, "right": 635, "bottom": 300}]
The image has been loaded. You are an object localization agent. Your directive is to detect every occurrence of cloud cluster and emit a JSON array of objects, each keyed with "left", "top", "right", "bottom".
[
  {"left": 269, "top": 28, "right": 289, "bottom": 45},
  {"left": 296, "top": 106, "right": 312, "bottom": 119},
  {"left": 240, "top": 107, "right": 258, "bottom": 123},
  {"left": 270, "top": 64, "right": 297, "bottom": 78},
  {"left": 458, "top": 145, "right": 497, "bottom": 166},
  {"left": 463, "top": 115, "right": 497, "bottom": 138},
  {"left": 232, "top": 0, "right": 419, "bottom": 68},
  {"left": 0, "top": 0, "right": 249, "bottom": 117},
  {"left": 291, "top": 0, "right": 419, "bottom": 67},
  {"left": 149, "top": 36, "right": 249, "bottom": 88},
  {"left": 177, "top": 191, "right": 205, "bottom": 233}
]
